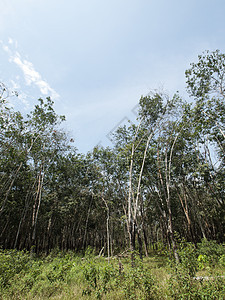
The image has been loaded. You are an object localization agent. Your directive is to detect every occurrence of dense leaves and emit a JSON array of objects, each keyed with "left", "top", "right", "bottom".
[{"left": 0, "top": 245, "right": 224, "bottom": 299}]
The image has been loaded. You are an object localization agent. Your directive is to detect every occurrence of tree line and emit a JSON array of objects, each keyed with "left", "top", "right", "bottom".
[{"left": 0, "top": 50, "right": 224, "bottom": 260}]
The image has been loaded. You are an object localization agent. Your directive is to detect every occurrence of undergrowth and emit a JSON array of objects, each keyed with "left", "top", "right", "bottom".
[{"left": 0, "top": 239, "right": 224, "bottom": 299}]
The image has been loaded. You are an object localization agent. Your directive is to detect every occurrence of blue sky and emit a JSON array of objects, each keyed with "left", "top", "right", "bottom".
[{"left": 1, "top": 0, "right": 225, "bottom": 153}]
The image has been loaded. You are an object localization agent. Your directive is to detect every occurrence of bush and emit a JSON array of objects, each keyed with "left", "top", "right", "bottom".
[
  {"left": 121, "top": 258, "right": 159, "bottom": 299},
  {"left": 0, "top": 249, "right": 81, "bottom": 299},
  {"left": 219, "top": 254, "right": 225, "bottom": 267},
  {"left": 197, "top": 239, "right": 225, "bottom": 267},
  {"left": 0, "top": 249, "right": 30, "bottom": 289},
  {"left": 167, "top": 240, "right": 225, "bottom": 299},
  {"left": 0, "top": 246, "right": 224, "bottom": 299},
  {"left": 82, "top": 259, "right": 118, "bottom": 299},
  {"left": 167, "top": 240, "right": 198, "bottom": 277},
  {"left": 82, "top": 253, "right": 159, "bottom": 299}
]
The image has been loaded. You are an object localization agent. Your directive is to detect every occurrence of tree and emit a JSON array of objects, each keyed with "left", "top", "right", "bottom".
[{"left": 1, "top": 50, "right": 225, "bottom": 255}]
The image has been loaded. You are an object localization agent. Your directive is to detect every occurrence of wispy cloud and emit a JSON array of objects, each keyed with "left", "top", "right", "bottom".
[{"left": 1, "top": 38, "right": 60, "bottom": 100}]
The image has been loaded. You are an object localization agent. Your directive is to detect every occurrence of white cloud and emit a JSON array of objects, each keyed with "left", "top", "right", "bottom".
[
  {"left": 9, "top": 79, "right": 30, "bottom": 109},
  {"left": 10, "top": 79, "right": 20, "bottom": 90},
  {"left": 18, "top": 92, "right": 30, "bottom": 108},
  {"left": 1, "top": 38, "right": 60, "bottom": 100},
  {"left": 8, "top": 37, "right": 13, "bottom": 44},
  {"left": 2, "top": 44, "right": 10, "bottom": 52}
]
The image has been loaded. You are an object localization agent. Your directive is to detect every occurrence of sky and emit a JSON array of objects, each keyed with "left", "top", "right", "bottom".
[{"left": 1, "top": 0, "right": 225, "bottom": 153}]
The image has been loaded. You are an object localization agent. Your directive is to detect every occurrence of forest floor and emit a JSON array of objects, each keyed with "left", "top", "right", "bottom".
[{"left": 0, "top": 246, "right": 225, "bottom": 299}]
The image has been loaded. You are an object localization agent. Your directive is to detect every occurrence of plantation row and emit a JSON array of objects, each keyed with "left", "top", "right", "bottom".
[{"left": 0, "top": 50, "right": 225, "bottom": 263}]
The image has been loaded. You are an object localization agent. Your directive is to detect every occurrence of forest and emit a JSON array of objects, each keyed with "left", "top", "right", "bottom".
[{"left": 0, "top": 50, "right": 225, "bottom": 299}]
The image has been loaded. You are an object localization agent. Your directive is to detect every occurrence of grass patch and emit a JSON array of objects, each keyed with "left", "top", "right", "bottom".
[{"left": 0, "top": 241, "right": 225, "bottom": 299}]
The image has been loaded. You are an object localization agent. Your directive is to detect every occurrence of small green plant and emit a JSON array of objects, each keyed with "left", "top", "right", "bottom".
[
  {"left": 167, "top": 240, "right": 198, "bottom": 277},
  {"left": 0, "top": 249, "right": 30, "bottom": 289},
  {"left": 82, "top": 261, "right": 100, "bottom": 296},
  {"left": 197, "top": 254, "right": 210, "bottom": 270},
  {"left": 167, "top": 240, "right": 225, "bottom": 299},
  {"left": 118, "top": 253, "right": 159, "bottom": 299},
  {"left": 82, "top": 259, "right": 118, "bottom": 299},
  {"left": 197, "top": 239, "right": 225, "bottom": 267},
  {"left": 219, "top": 254, "right": 225, "bottom": 267}
]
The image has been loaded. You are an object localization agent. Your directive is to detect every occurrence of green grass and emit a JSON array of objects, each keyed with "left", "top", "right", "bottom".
[{"left": 0, "top": 243, "right": 225, "bottom": 299}]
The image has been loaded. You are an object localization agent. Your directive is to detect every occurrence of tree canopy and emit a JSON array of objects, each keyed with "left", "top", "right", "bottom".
[{"left": 0, "top": 50, "right": 224, "bottom": 259}]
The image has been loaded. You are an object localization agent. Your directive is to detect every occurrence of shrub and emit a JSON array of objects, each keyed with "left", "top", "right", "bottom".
[
  {"left": 121, "top": 261, "right": 159, "bottom": 299},
  {"left": 197, "top": 239, "right": 225, "bottom": 266},
  {"left": 167, "top": 240, "right": 225, "bottom": 299},
  {"left": 0, "top": 249, "right": 30, "bottom": 289}
]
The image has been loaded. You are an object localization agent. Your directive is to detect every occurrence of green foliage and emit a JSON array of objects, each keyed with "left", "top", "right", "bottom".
[
  {"left": 81, "top": 252, "right": 159, "bottom": 299},
  {"left": 219, "top": 254, "right": 225, "bottom": 267},
  {"left": 197, "top": 239, "right": 225, "bottom": 267},
  {"left": 177, "top": 242, "right": 198, "bottom": 277},
  {"left": 185, "top": 49, "right": 225, "bottom": 99},
  {"left": 0, "top": 250, "right": 82, "bottom": 299},
  {"left": 0, "top": 249, "right": 225, "bottom": 299},
  {"left": 168, "top": 241, "right": 225, "bottom": 299},
  {"left": 121, "top": 254, "right": 159, "bottom": 299},
  {"left": 168, "top": 273, "right": 225, "bottom": 300},
  {"left": 82, "top": 260, "right": 118, "bottom": 299},
  {"left": 0, "top": 249, "right": 30, "bottom": 289},
  {"left": 167, "top": 240, "right": 199, "bottom": 293},
  {"left": 197, "top": 254, "right": 210, "bottom": 270}
]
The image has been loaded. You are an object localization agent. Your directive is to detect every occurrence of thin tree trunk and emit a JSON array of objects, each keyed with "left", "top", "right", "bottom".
[
  {"left": 82, "top": 195, "right": 93, "bottom": 249},
  {"left": 0, "top": 162, "right": 23, "bottom": 216},
  {"left": 32, "top": 166, "right": 45, "bottom": 243},
  {"left": 165, "top": 133, "right": 180, "bottom": 263},
  {"left": 102, "top": 195, "right": 110, "bottom": 263}
]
